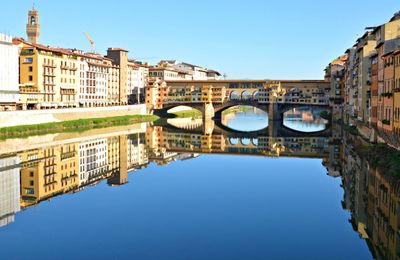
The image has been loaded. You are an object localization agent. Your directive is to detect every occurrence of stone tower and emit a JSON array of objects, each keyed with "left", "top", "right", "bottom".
[{"left": 26, "top": 5, "right": 40, "bottom": 43}]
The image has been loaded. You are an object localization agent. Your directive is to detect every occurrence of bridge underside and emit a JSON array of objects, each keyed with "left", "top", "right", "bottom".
[
  {"left": 153, "top": 102, "right": 330, "bottom": 124},
  {"left": 157, "top": 118, "right": 332, "bottom": 139}
]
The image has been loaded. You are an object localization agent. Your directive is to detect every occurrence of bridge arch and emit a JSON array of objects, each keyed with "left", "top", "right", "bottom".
[
  {"left": 230, "top": 91, "right": 240, "bottom": 101},
  {"left": 241, "top": 91, "right": 252, "bottom": 100},
  {"left": 229, "top": 137, "right": 239, "bottom": 145},
  {"left": 240, "top": 138, "right": 251, "bottom": 146},
  {"left": 252, "top": 91, "right": 259, "bottom": 100}
]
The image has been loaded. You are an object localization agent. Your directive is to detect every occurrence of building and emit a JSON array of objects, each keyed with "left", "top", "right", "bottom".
[
  {"left": 106, "top": 48, "right": 129, "bottom": 105},
  {"left": 370, "top": 52, "right": 379, "bottom": 127},
  {"left": 149, "top": 66, "right": 191, "bottom": 81},
  {"left": 108, "top": 64, "right": 120, "bottom": 105},
  {"left": 26, "top": 5, "right": 40, "bottom": 44},
  {"left": 344, "top": 47, "right": 357, "bottom": 123},
  {"left": 377, "top": 38, "right": 400, "bottom": 132},
  {"left": 393, "top": 49, "right": 400, "bottom": 136},
  {"left": 17, "top": 41, "right": 80, "bottom": 110},
  {"left": 75, "top": 51, "right": 111, "bottom": 107},
  {"left": 325, "top": 56, "right": 347, "bottom": 120},
  {"left": 127, "top": 60, "right": 148, "bottom": 104},
  {"left": 172, "top": 62, "right": 209, "bottom": 80},
  {"left": 354, "top": 32, "right": 376, "bottom": 124},
  {"left": 0, "top": 34, "right": 19, "bottom": 111}
]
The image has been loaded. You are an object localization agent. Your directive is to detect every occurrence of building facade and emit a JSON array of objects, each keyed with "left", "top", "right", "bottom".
[{"left": 0, "top": 34, "right": 19, "bottom": 111}]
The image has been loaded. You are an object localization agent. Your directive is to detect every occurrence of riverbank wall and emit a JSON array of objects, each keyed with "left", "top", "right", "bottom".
[{"left": 0, "top": 104, "right": 146, "bottom": 128}]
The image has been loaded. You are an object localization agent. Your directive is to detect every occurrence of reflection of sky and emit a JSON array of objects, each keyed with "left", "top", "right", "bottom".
[
  {"left": 223, "top": 109, "right": 268, "bottom": 132},
  {"left": 223, "top": 107, "right": 328, "bottom": 133},
  {"left": 283, "top": 120, "right": 326, "bottom": 132},
  {"left": 0, "top": 155, "right": 372, "bottom": 259},
  {"left": 283, "top": 108, "right": 328, "bottom": 132}
]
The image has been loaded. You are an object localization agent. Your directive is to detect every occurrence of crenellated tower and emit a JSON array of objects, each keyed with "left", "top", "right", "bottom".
[{"left": 26, "top": 4, "right": 40, "bottom": 43}]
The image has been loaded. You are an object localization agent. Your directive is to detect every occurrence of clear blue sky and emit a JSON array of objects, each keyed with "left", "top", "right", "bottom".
[{"left": 1, "top": 0, "right": 399, "bottom": 79}]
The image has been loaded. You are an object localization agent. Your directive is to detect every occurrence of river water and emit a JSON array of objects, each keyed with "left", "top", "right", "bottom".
[{"left": 0, "top": 107, "right": 382, "bottom": 259}]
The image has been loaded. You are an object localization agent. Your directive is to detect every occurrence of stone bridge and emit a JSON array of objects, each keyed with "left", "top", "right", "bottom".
[{"left": 146, "top": 79, "right": 331, "bottom": 123}]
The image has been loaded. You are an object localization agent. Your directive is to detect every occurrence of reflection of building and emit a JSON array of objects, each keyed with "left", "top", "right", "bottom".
[
  {"left": 107, "top": 136, "right": 128, "bottom": 186},
  {"left": 127, "top": 133, "right": 148, "bottom": 170},
  {"left": 0, "top": 155, "right": 21, "bottom": 227},
  {"left": 0, "top": 121, "right": 335, "bottom": 229},
  {"left": 335, "top": 131, "right": 400, "bottom": 259},
  {"left": 19, "top": 145, "right": 79, "bottom": 208},
  {"left": 79, "top": 139, "right": 108, "bottom": 185}
]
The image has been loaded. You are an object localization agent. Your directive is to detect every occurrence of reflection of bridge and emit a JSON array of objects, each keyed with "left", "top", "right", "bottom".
[
  {"left": 151, "top": 121, "right": 332, "bottom": 158},
  {"left": 146, "top": 79, "right": 331, "bottom": 122},
  {"left": 164, "top": 116, "right": 331, "bottom": 139}
]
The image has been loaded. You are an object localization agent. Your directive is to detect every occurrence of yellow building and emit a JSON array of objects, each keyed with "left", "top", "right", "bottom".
[
  {"left": 108, "top": 65, "right": 120, "bottom": 105},
  {"left": 17, "top": 40, "right": 79, "bottom": 110}
]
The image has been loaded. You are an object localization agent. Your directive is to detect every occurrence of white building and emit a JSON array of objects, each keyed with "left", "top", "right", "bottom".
[
  {"left": 127, "top": 134, "right": 148, "bottom": 170},
  {"left": 0, "top": 156, "right": 21, "bottom": 227},
  {"left": 68, "top": 50, "right": 110, "bottom": 107},
  {"left": 0, "top": 34, "right": 19, "bottom": 111},
  {"left": 78, "top": 138, "right": 109, "bottom": 185},
  {"left": 173, "top": 62, "right": 208, "bottom": 80},
  {"left": 127, "top": 62, "right": 149, "bottom": 104}
]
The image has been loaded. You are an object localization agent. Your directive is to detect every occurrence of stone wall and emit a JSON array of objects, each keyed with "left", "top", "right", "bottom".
[{"left": 0, "top": 104, "right": 146, "bottom": 128}]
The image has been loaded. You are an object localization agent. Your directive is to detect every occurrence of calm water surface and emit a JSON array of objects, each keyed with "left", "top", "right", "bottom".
[{"left": 0, "top": 108, "right": 378, "bottom": 259}]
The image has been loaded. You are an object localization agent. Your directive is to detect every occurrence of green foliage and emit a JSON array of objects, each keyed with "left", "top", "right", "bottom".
[
  {"left": 343, "top": 124, "right": 359, "bottom": 135},
  {"left": 0, "top": 115, "right": 159, "bottom": 139},
  {"left": 360, "top": 143, "right": 400, "bottom": 177},
  {"left": 222, "top": 106, "right": 251, "bottom": 115},
  {"left": 381, "top": 92, "right": 393, "bottom": 98},
  {"left": 319, "top": 111, "right": 332, "bottom": 121},
  {"left": 172, "top": 109, "right": 202, "bottom": 118}
]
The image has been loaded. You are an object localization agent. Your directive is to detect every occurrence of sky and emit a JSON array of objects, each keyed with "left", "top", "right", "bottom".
[{"left": 0, "top": 0, "right": 399, "bottom": 79}]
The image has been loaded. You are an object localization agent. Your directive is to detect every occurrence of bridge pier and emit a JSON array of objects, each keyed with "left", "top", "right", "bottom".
[
  {"left": 202, "top": 118, "right": 215, "bottom": 135},
  {"left": 268, "top": 102, "right": 282, "bottom": 122},
  {"left": 268, "top": 102, "right": 281, "bottom": 137},
  {"left": 203, "top": 103, "right": 215, "bottom": 121}
]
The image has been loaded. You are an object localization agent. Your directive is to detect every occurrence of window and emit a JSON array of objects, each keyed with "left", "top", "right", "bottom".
[
  {"left": 30, "top": 180, "right": 34, "bottom": 186},
  {"left": 24, "top": 57, "right": 33, "bottom": 64},
  {"left": 25, "top": 188, "right": 34, "bottom": 195},
  {"left": 29, "top": 75, "right": 33, "bottom": 81},
  {"left": 29, "top": 66, "right": 33, "bottom": 72}
]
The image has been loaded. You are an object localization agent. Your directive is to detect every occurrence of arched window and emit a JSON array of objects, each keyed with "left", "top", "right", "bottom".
[{"left": 31, "top": 16, "right": 36, "bottom": 25}]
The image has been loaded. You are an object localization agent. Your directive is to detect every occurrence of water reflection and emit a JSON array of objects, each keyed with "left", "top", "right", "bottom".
[
  {"left": 0, "top": 116, "right": 390, "bottom": 259},
  {"left": 221, "top": 106, "right": 268, "bottom": 132},
  {"left": 283, "top": 107, "right": 328, "bottom": 132}
]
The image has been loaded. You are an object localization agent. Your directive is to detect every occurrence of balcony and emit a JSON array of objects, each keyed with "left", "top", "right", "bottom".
[
  {"left": 43, "top": 73, "right": 56, "bottom": 77},
  {"left": 61, "top": 152, "right": 76, "bottom": 161},
  {"left": 43, "top": 63, "right": 57, "bottom": 68},
  {"left": 20, "top": 86, "right": 39, "bottom": 93}
]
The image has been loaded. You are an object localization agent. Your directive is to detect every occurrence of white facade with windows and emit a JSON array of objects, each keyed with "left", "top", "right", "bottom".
[
  {"left": 0, "top": 34, "right": 19, "bottom": 110},
  {"left": 0, "top": 156, "right": 21, "bottom": 227},
  {"left": 78, "top": 60, "right": 109, "bottom": 107},
  {"left": 78, "top": 139, "right": 109, "bottom": 185}
]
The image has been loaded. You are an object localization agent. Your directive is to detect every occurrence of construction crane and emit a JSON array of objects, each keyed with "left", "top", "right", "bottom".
[{"left": 83, "top": 32, "right": 95, "bottom": 53}]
